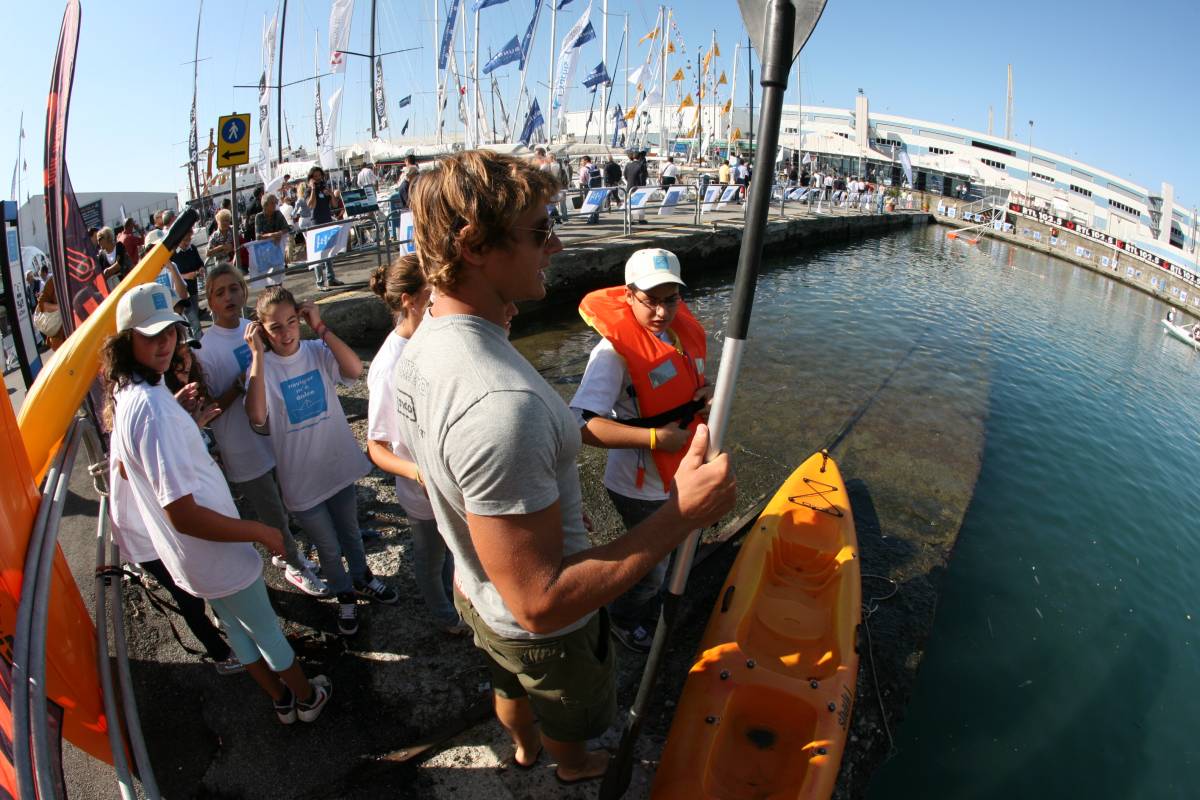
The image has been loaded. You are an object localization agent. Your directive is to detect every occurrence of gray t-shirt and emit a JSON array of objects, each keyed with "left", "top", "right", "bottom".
[{"left": 393, "top": 314, "right": 592, "bottom": 639}]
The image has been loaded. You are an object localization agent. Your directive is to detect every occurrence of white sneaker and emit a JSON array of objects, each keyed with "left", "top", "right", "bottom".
[
  {"left": 297, "top": 675, "right": 332, "bottom": 723},
  {"left": 271, "top": 555, "right": 289, "bottom": 570},
  {"left": 286, "top": 566, "right": 331, "bottom": 597}
]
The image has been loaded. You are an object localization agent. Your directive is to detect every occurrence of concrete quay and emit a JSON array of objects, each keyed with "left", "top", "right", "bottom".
[{"left": 273, "top": 204, "right": 931, "bottom": 347}]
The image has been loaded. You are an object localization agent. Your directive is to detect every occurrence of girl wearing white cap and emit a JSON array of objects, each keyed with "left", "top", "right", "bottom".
[
  {"left": 570, "top": 248, "right": 712, "bottom": 653},
  {"left": 103, "top": 282, "right": 331, "bottom": 724}
]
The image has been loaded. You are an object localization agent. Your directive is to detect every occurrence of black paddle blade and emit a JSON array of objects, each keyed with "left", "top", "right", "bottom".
[
  {"left": 737, "top": 0, "right": 828, "bottom": 61},
  {"left": 598, "top": 716, "right": 640, "bottom": 800}
]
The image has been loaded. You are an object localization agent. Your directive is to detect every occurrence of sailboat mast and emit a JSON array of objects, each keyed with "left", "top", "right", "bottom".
[
  {"left": 277, "top": 0, "right": 287, "bottom": 165},
  {"left": 623, "top": 13, "right": 628, "bottom": 112},
  {"left": 370, "top": 0, "right": 378, "bottom": 138},
  {"left": 191, "top": 1, "right": 204, "bottom": 202},
  {"left": 473, "top": 5, "right": 480, "bottom": 147},
  {"left": 547, "top": 3, "right": 557, "bottom": 144},
  {"left": 659, "top": 6, "right": 669, "bottom": 155},
  {"left": 434, "top": 0, "right": 442, "bottom": 144},
  {"left": 728, "top": 42, "right": 739, "bottom": 152},
  {"left": 601, "top": 0, "right": 608, "bottom": 119}
]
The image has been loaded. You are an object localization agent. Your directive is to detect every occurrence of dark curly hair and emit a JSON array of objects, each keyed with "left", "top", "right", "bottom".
[{"left": 100, "top": 328, "right": 168, "bottom": 429}]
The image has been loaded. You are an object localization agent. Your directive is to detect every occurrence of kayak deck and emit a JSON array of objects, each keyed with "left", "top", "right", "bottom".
[
  {"left": 1162, "top": 319, "right": 1200, "bottom": 349},
  {"left": 652, "top": 451, "right": 861, "bottom": 799}
]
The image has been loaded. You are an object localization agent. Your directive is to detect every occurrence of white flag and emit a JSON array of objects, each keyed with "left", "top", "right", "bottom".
[
  {"left": 305, "top": 223, "right": 351, "bottom": 261},
  {"left": 321, "top": 87, "right": 343, "bottom": 170},
  {"left": 258, "top": 12, "right": 277, "bottom": 186},
  {"left": 552, "top": 1, "right": 594, "bottom": 129},
  {"left": 328, "top": 0, "right": 355, "bottom": 73}
]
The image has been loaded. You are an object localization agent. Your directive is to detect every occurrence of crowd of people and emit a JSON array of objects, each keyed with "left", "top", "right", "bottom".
[{"left": 95, "top": 149, "right": 735, "bottom": 782}]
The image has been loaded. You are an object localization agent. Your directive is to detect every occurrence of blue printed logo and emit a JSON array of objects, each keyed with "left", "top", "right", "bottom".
[
  {"left": 312, "top": 228, "right": 339, "bottom": 253},
  {"left": 234, "top": 343, "right": 252, "bottom": 372},
  {"left": 151, "top": 291, "right": 168, "bottom": 310},
  {"left": 280, "top": 369, "right": 328, "bottom": 425},
  {"left": 652, "top": 253, "right": 671, "bottom": 272}
]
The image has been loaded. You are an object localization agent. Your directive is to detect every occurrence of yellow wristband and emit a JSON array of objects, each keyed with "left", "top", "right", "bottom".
[{"left": 649, "top": 428, "right": 657, "bottom": 451}]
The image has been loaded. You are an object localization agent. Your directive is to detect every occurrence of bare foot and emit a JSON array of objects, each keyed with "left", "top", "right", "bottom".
[
  {"left": 554, "top": 749, "right": 610, "bottom": 784},
  {"left": 514, "top": 741, "right": 542, "bottom": 769}
]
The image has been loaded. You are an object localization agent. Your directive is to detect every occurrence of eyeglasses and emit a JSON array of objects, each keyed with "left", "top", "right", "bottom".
[
  {"left": 512, "top": 218, "right": 559, "bottom": 248},
  {"left": 632, "top": 291, "right": 682, "bottom": 312}
]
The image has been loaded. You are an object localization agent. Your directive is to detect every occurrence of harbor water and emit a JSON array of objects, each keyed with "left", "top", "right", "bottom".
[{"left": 512, "top": 222, "right": 1199, "bottom": 798}]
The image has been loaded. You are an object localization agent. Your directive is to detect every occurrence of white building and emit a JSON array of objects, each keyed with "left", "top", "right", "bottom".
[
  {"left": 16, "top": 192, "right": 179, "bottom": 253},
  {"left": 556, "top": 91, "right": 1197, "bottom": 274}
]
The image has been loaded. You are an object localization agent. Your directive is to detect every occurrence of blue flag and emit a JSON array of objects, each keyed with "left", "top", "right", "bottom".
[
  {"left": 401, "top": 119, "right": 410, "bottom": 135},
  {"left": 582, "top": 61, "right": 610, "bottom": 89},
  {"left": 520, "top": 98, "right": 544, "bottom": 145},
  {"left": 398, "top": 94, "right": 412, "bottom": 108},
  {"left": 438, "top": 0, "right": 462, "bottom": 70},
  {"left": 573, "top": 21, "right": 596, "bottom": 48},
  {"left": 472, "top": 0, "right": 508, "bottom": 9},
  {"left": 518, "top": 1, "right": 543, "bottom": 70},
  {"left": 555, "top": 0, "right": 574, "bottom": 8},
  {"left": 483, "top": 36, "right": 522, "bottom": 75}
]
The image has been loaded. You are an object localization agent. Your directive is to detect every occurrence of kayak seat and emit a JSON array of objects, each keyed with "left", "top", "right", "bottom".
[
  {"left": 703, "top": 684, "right": 822, "bottom": 799},
  {"left": 738, "top": 593, "right": 841, "bottom": 678}
]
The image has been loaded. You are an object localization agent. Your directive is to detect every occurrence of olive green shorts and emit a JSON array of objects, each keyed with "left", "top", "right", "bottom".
[{"left": 454, "top": 592, "right": 617, "bottom": 743}]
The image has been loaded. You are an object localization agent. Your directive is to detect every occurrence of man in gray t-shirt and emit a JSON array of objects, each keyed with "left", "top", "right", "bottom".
[{"left": 394, "top": 150, "right": 735, "bottom": 784}]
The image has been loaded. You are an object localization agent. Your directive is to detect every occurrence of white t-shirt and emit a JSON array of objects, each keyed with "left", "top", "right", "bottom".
[
  {"left": 106, "top": 447, "right": 160, "bottom": 564},
  {"left": 661, "top": 162, "right": 679, "bottom": 179},
  {"left": 195, "top": 319, "right": 276, "bottom": 483},
  {"left": 367, "top": 330, "right": 435, "bottom": 520},
  {"left": 569, "top": 336, "right": 670, "bottom": 501},
  {"left": 357, "top": 167, "right": 377, "bottom": 188},
  {"left": 144, "top": 228, "right": 166, "bottom": 249},
  {"left": 112, "top": 380, "right": 262, "bottom": 599},
  {"left": 259, "top": 340, "right": 371, "bottom": 512}
]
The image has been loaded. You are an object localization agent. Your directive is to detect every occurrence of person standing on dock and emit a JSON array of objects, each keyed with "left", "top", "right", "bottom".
[
  {"left": 394, "top": 150, "right": 735, "bottom": 785},
  {"left": 570, "top": 249, "right": 712, "bottom": 652}
]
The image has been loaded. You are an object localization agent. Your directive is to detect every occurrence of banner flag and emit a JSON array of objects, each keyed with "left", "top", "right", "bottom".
[
  {"left": 401, "top": 119, "right": 409, "bottom": 135},
  {"left": 658, "top": 186, "right": 684, "bottom": 214},
  {"left": 552, "top": 1, "right": 594, "bottom": 125},
  {"left": 473, "top": 0, "right": 509, "bottom": 9},
  {"left": 718, "top": 71, "right": 728, "bottom": 85},
  {"left": 555, "top": 0, "right": 574, "bottom": 7},
  {"left": 519, "top": 98, "right": 544, "bottom": 145},
  {"left": 44, "top": 0, "right": 106, "bottom": 335},
  {"left": 518, "top": 0, "right": 543, "bottom": 70},
  {"left": 374, "top": 59, "right": 389, "bottom": 130},
  {"left": 258, "top": 12, "right": 277, "bottom": 185},
  {"left": 717, "top": 184, "right": 740, "bottom": 208},
  {"left": 320, "top": 87, "right": 343, "bottom": 170},
  {"left": 721, "top": 98, "right": 731, "bottom": 114},
  {"left": 899, "top": 148, "right": 913, "bottom": 186},
  {"left": 328, "top": 0, "right": 354, "bottom": 73},
  {"left": 573, "top": 22, "right": 597, "bottom": 48},
  {"left": 670, "top": 68, "right": 684, "bottom": 81},
  {"left": 701, "top": 184, "right": 722, "bottom": 212},
  {"left": 439, "top": 0, "right": 463, "bottom": 70},
  {"left": 304, "top": 223, "right": 351, "bottom": 262},
  {"left": 639, "top": 27, "right": 658, "bottom": 44},
  {"left": 244, "top": 240, "right": 285, "bottom": 286},
  {"left": 314, "top": 79, "right": 326, "bottom": 145},
  {"left": 483, "top": 36, "right": 521, "bottom": 74},
  {"left": 581, "top": 61, "right": 610, "bottom": 89},
  {"left": 678, "top": 95, "right": 694, "bottom": 111},
  {"left": 702, "top": 48, "right": 713, "bottom": 72},
  {"left": 627, "top": 64, "right": 647, "bottom": 87},
  {"left": 629, "top": 188, "right": 655, "bottom": 209},
  {"left": 579, "top": 188, "right": 611, "bottom": 215},
  {"left": 398, "top": 94, "right": 412, "bottom": 108}
]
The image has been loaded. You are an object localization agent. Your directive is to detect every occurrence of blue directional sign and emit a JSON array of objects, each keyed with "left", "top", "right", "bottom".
[{"left": 217, "top": 113, "right": 251, "bottom": 167}]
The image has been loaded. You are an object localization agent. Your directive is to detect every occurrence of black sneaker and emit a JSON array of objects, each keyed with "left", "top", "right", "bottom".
[
  {"left": 611, "top": 622, "right": 652, "bottom": 654},
  {"left": 337, "top": 593, "right": 359, "bottom": 636},
  {"left": 354, "top": 576, "right": 400, "bottom": 605},
  {"left": 274, "top": 687, "right": 297, "bottom": 724},
  {"left": 327, "top": 278, "right": 345, "bottom": 287}
]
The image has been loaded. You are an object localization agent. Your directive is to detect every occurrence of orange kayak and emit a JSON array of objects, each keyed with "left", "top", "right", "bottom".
[{"left": 652, "top": 451, "right": 861, "bottom": 799}]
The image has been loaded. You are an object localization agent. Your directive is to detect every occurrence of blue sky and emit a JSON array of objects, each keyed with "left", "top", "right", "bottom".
[{"left": 3, "top": 0, "right": 1197, "bottom": 206}]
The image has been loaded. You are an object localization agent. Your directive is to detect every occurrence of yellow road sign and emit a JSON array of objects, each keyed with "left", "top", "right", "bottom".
[{"left": 216, "top": 114, "right": 251, "bottom": 168}]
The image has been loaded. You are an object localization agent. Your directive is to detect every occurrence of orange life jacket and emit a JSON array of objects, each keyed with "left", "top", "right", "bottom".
[{"left": 579, "top": 286, "right": 707, "bottom": 491}]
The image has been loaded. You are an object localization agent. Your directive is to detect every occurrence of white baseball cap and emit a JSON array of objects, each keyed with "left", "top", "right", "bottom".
[
  {"left": 117, "top": 283, "right": 186, "bottom": 336},
  {"left": 624, "top": 248, "right": 685, "bottom": 292}
]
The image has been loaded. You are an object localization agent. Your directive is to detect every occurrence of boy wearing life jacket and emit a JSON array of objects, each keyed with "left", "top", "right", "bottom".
[{"left": 571, "top": 248, "right": 712, "bottom": 652}]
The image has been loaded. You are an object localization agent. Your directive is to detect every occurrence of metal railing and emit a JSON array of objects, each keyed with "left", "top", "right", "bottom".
[{"left": 12, "top": 413, "right": 160, "bottom": 800}]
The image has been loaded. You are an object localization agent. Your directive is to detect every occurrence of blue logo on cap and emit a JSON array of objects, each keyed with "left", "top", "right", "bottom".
[
  {"left": 152, "top": 291, "right": 168, "bottom": 310},
  {"left": 652, "top": 253, "right": 671, "bottom": 272}
]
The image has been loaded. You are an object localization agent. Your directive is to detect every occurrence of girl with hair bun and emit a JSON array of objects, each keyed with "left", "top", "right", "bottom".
[{"left": 365, "top": 255, "right": 465, "bottom": 634}]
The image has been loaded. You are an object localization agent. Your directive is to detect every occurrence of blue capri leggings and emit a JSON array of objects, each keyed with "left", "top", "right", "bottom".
[{"left": 207, "top": 577, "right": 295, "bottom": 672}]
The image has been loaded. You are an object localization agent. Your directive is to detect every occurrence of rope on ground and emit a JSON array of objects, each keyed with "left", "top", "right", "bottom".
[{"left": 861, "top": 573, "right": 899, "bottom": 760}]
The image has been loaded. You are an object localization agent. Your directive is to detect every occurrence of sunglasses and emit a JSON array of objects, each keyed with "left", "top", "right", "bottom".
[{"left": 512, "top": 217, "right": 559, "bottom": 248}]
